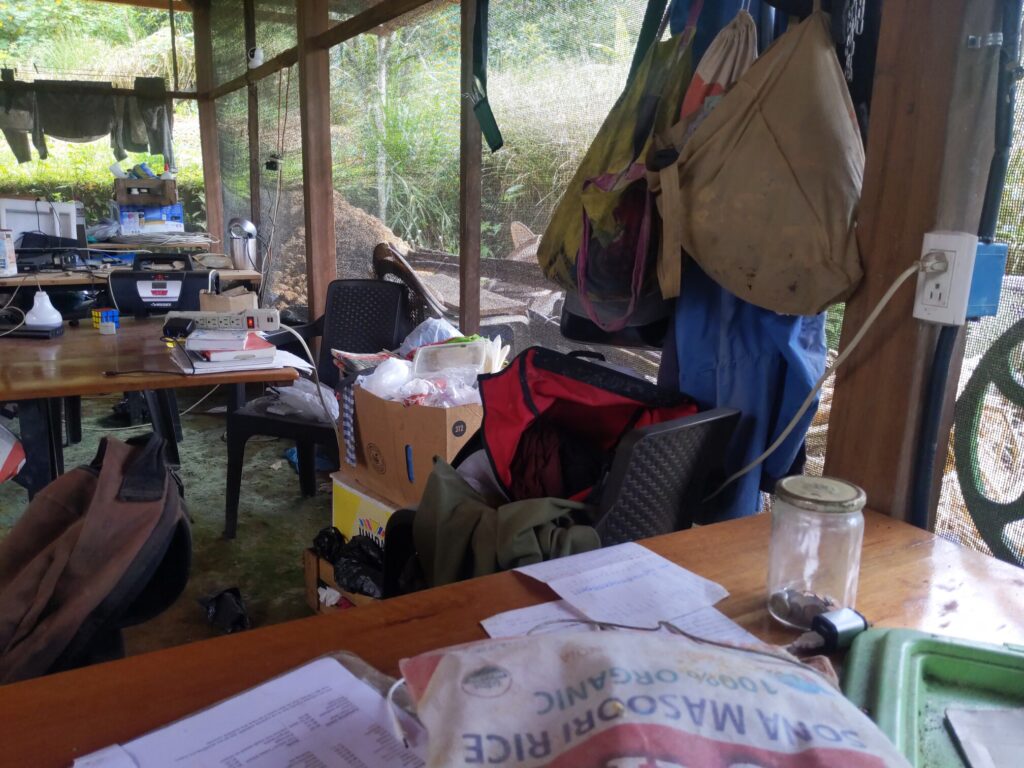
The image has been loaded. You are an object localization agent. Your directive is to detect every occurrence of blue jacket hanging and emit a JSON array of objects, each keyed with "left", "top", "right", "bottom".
[{"left": 664, "top": 261, "right": 827, "bottom": 520}]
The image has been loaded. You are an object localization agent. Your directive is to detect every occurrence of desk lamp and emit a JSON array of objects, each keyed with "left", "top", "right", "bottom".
[{"left": 24, "top": 290, "right": 63, "bottom": 329}]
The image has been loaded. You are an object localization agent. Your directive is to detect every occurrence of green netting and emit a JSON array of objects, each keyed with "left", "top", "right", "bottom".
[
  {"left": 214, "top": 87, "right": 251, "bottom": 237},
  {"left": 210, "top": 0, "right": 247, "bottom": 87}
]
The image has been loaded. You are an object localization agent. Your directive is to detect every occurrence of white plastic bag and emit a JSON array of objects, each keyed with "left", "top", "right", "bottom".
[
  {"left": 267, "top": 378, "right": 339, "bottom": 421},
  {"left": 358, "top": 358, "right": 413, "bottom": 400},
  {"left": 0, "top": 425, "right": 26, "bottom": 484},
  {"left": 398, "top": 317, "right": 463, "bottom": 357}
]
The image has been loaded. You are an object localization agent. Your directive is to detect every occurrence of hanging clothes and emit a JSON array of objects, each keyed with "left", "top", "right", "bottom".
[
  {"left": 670, "top": 261, "right": 827, "bottom": 520},
  {"left": 656, "top": 3, "right": 828, "bottom": 520}
]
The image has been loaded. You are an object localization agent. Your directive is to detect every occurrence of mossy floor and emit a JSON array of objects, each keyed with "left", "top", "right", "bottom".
[{"left": 0, "top": 390, "right": 332, "bottom": 656}]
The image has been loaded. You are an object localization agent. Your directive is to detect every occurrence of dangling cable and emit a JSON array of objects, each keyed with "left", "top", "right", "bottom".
[{"left": 386, "top": 677, "right": 410, "bottom": 748}]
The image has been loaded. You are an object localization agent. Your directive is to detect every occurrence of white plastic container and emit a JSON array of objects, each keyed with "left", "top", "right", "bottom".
[{"left": 412, "top": 340, "right": 488, "bottom": 377}]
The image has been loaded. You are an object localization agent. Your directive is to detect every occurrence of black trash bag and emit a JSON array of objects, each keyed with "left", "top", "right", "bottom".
[
  {"left": 333, "top": 536, "right": 385, "bottom": 599},
  {"left": 313, "top": 526, "right": 347, "bottom": 564},
  {"left": 198, "top": 587, "right": 251, "bottom": 634}
]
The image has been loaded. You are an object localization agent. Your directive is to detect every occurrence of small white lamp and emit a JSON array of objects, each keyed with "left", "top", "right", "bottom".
[{"left": 24, "top": 291, "right": 63, "bottom": 329}]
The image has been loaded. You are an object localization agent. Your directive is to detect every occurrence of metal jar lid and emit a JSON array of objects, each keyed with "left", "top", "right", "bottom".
[{"left": 774, "top": 475, "right": 866, "bottom": 513}]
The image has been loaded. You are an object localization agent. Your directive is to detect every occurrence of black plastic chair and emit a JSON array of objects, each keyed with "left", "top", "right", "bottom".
[
  {"left": 592, "top": 407, "right": 740, "bottom": 545},
  {"left": 223, "top": 279, "right": 411, "bottom": 539},
  {"left": 381, "top": 407, "right": 740, "bottom": 596}
]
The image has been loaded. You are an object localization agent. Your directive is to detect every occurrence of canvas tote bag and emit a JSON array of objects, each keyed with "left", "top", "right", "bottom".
[{"left": 655, "top": 2, "right": 864, "bottom": 315}]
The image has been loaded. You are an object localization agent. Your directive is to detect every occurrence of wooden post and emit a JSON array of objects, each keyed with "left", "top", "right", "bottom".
[
  {"left": 297, "top": 0, "right": 337, "bottom": 319},
  {"left": 244, "top": 0, "right": 262, "bottom": 231},
  {"left": 193, "top": 0, "right": 224, "bottom": 244},
  {"left": 824, "top": 0, "right": 974, "bottom": 519},
  {"left": 459, "top": 0, "right": 481, "bottom": 334}
]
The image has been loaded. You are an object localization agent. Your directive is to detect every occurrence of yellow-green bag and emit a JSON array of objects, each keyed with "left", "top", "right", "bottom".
[{"left": 537, "top": 23, "right": 698, "bottom": 331}]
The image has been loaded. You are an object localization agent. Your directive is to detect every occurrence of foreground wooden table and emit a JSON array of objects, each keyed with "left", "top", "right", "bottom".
[
  {"left": 1, "top": 318, "right": 298, "bottom": 496},
  {"left": 2, "top": 510, "right": 1022, "bottom": 766}
]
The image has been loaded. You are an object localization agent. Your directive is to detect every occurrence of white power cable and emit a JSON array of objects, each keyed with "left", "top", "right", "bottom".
[
  {"left": 278, "top": 324, "right": 343, "bottom": 446},
  {"left": 705, "top": 261, "right": 924, "bottom": 500}
]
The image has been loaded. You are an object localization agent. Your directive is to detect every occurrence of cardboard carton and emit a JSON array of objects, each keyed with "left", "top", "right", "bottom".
[
  {"left": 349, "top": 386, "right": 482, "bottom": 508},
  {"left": 302, "top": 549, "right": 376, "bottom": 614},
  {"left": 330, "top": 470, "right": 398, "bottom": 548},
  {"left": 114, "top": 178, "right": 178, "bottom": 206},
  {"left": 199, "top": 289, "right": 258, "bottom": 312}
]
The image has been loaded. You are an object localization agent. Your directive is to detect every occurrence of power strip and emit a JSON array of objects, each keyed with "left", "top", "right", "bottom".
[{"left": 166, "top": 309, "right": 280, "bottom": 331}]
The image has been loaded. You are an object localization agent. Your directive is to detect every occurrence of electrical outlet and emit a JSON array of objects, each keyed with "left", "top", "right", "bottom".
[{"left": 913, "top": 231, "right": 978, "bottom": 325}]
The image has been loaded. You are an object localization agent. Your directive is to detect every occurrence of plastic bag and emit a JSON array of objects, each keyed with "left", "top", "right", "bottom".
[
  {"left": 358, "top": 358, "right": 413, "bottom": 400},
  {"left": 398, "top": 317, "right": 463, "bottom": 358},
  {"left": 0, "top": 424, "right": 26, "bottom": 484},
  {"left": 398, "top": 368, "right": 482, "bottom": 408},
  {"left": 266, "top": 378, "right": 339, "bottom": 421},
  {"left": 401, "top": 630, "right": 912, "bottom": 768}
]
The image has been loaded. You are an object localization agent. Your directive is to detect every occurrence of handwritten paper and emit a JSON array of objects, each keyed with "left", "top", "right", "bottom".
[
  {"left": 517, "top": 542, "right": 727, "bottom": 627},
  {"left": 75, "top": 658, "right": 425, "bottom": 768}
]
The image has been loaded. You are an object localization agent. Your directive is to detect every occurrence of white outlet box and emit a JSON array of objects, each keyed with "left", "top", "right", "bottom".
[{"left": 913, "top": 231, "right": 978, "bottom": 326}]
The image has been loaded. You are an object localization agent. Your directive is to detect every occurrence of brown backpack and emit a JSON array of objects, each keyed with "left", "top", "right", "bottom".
[{"left": 0, "top": 435, "right": 190, "bottom": 683}]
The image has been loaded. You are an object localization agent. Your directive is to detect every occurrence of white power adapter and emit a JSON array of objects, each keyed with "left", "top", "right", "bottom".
[{"left": 912, "top": 231, "right": 979, "bottom": 326}]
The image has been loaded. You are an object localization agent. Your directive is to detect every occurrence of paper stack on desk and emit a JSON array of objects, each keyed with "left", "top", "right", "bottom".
[
  {"left": 171, "top": 345, "right": 313, "bottom": 375},
  {"left": 481, "top": 542, "right": 758, "bottom": 645},
  {"left": 74, "top": 657, "right": 426, "bottom": 768}
]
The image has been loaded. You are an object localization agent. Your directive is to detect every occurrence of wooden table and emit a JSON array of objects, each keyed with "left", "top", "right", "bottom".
[
  {"left": 0, "top": 268, "right": 262, "bottom": 289},
  {"left": 2, "top": 511, "right": 1021, "bottom": 766},
  {"left": 0, "top": 318, "right": 298, "bottom": 495}
]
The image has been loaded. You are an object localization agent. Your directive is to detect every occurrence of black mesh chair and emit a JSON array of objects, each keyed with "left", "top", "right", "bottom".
[
  {"left": 224, "top": 280, "right": 411, "bottom": 539},
  {"left": 593, "top": 407, "right": 740, "bottom": 545}
]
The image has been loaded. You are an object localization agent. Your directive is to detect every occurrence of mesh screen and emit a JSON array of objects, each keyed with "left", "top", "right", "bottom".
[
  {"left": 254, "top": 0, "right": 298, "bottom": 63},
  {"left": 210, "top": 0, "right": 247, "bottom": 87},
  {"left": 258, "top": 64, "right": 307, "bottom": 309},
  {"left": 215, "top": 87, "right": 251, "bottom": 236}
]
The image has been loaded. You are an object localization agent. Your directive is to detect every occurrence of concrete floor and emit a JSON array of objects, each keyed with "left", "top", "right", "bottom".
[{"left": 0, "top": 389, "right": 332, "bottom": 656}]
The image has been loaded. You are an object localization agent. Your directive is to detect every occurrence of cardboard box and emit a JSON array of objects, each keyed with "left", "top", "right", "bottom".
[
  {"left": 302, "top": 548, "right": 377, "bottom": 614},
  {"left": 118, "top": 203, "right": 185, "bottom": 234},
  {"left": 350, "top": 387, "right": 482, "bottom": 508},
  {"left": 199, "top": 289, "right": 258, "bottom": 312},
  {"left": 331, "top": 470, "right": 399, "bottom": 548},
  {"left": 114, "top": 178, "right": 178, "bottom": 206}
]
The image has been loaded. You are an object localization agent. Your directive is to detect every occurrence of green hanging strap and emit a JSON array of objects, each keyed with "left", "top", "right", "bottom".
[{"left": 471, "top": 0, "right": 504, "bottom": 152}]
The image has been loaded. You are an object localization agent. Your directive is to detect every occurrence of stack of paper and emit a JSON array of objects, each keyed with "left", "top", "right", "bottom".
[
  {"left": 171, "top": 345, "right": 314, "bottom": 375},
  {"left": 481, "top": 542, "right": 758, "bottom": 645},
  {"left": 75, "top": 657, "right": 426, "bottom": 768}
]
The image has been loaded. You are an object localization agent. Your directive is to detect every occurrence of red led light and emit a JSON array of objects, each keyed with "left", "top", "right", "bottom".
[{"left": 247, "top": 317, "right": 255, "bottom": 328}]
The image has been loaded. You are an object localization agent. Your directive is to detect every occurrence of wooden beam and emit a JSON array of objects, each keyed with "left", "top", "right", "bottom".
[
  {"left": 193, "top": 0, "right": 224, "bottom": 244},
  {"left": 244, "top": 0, "right": 262, "bottom": 232},
  {"left": 206, "top": 48, "right": 298, "bottom": 100},
  {"left": 310, "top": 0, "right": 435, "bottom": 50},
  {"left": 0, "top": 80, "right": 195, "bottom": 100},
  {"left": 92, "top": 0, "right": 192, "bottom": 12},
  {"left": 458, "top": 0, "right": 480, "bottom": 333},
  {"left": 824, "top": 0, "right": 972, "bottom": 519},
  {"left": 298, "top": 0, "right": 337, "bottom": 319}
]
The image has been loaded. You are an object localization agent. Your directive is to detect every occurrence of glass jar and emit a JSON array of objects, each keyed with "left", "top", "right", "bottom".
[{"left": 766, "top": 475, "right": 866, "bottom": 630}]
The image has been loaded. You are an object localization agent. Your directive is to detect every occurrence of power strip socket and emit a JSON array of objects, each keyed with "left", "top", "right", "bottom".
[
  {"left": 912, "top": 231, "right": 978, "bottom": 326},
  {"left": 165, "top": 309, "right": 280, "bottom": 331}
]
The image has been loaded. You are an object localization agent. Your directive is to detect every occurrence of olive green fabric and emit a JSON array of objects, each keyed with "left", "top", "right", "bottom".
[{"left": 413, "top": 461, "right": 600, "bottom": 588}]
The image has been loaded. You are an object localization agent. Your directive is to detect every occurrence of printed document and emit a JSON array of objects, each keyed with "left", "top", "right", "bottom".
[{"left": 74, "top": 657, "right": 425, "bottom": 768}]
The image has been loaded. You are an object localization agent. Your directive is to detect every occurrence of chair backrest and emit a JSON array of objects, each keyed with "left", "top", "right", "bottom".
[
  {"left": 594, "top": 407, "right": 740, "bottom": 546},
  {"left": 318, "top": 279, "right": 411, "bottom": 388}
]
